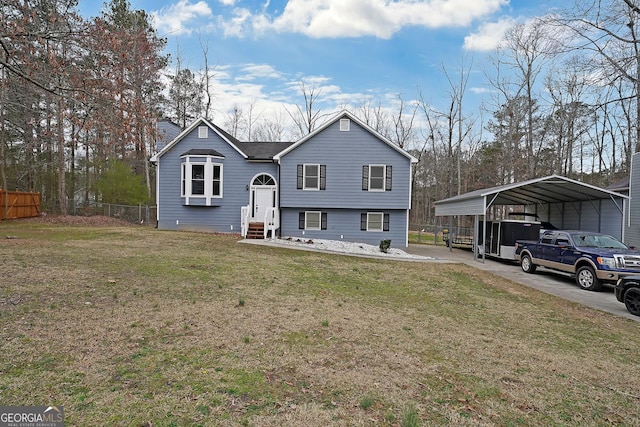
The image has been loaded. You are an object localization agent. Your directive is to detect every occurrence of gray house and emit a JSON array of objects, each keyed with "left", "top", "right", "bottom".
[{"left": 150, "top": 110, "right": 417, "bottom": 247}]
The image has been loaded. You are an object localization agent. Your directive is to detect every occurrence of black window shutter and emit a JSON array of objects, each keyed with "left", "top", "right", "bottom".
[
  {"left": 362, "top": 165, "right": 369, "bottom": 190},
  {"left": 385, "top": 165, "right": 392, "bottom": 191},
  {"left": 383, "top": 213, "right": 390, "bottom": 231},
  {"left": 321, "top": 212, "right": 327, "bottom": 230},
  {"left": 297, "top": 165, "right": 303, "bottom": 189},
  {"left": 299, "top": 212, "right": 305, "bottom": 229},
  {"left": 320, "top": 165, "right": 326, "bottom": 190},
  {"left": 360, "top": 213, "right": 367, "bottom": 231}
]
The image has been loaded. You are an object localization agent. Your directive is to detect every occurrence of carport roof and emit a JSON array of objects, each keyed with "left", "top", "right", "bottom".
[{"left": 434, "top": 175, "right": 628, "bottom": 217}]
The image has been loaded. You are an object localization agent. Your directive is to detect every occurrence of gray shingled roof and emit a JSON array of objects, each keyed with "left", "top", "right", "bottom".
[
  {"left": 606, "top": 176, "right": 629, "bottom": 192},
  {"left": 209, "top": 123, "right": 293, "bottom": 160},
  {"left": 180, "top": 148, "right": 225, "bottom": 157},
  {"left": 235, "top": 142, "right": 294, "bottom": 160}
]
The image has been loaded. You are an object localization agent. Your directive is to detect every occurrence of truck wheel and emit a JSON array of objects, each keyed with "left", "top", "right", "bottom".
[
  {"left": 520, "top": 254, "right": 537, "bottom": 273},
  {"left": 623, "top": 287, "right": 640, "bottom": 316},
  {"left": 576, "top": 266, "right": 603, "bottom": 291}
]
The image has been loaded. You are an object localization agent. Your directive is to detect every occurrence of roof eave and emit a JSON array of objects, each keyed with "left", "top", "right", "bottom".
[{"left": 274, "top": 110, "right": 418, "bottom": 162}]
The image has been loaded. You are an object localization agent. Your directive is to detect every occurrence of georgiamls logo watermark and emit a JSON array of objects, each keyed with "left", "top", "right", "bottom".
[{"left": 0, "top": 406, "right": 64, "bottom": 427}]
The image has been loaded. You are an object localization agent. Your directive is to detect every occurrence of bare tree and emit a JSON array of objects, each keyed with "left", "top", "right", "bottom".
[
  {"left": 389, "top": 94, "right": 418, "bottom": 149},
  {"left": 556, "top": 0, "right": 640, "bottom": 168},
  {"left": 357, "top": 96, "right": 391, "bottom": 138},
  {"left": 442, "top": 58, "right": 475, "bottom": 194},
  {"left": 252, "top": 110, "right": 288, "bottom": 142},
  {"left": 484, "top": 20, "right": 559, "bottom": 182},
  {"left": 225, "top": 104, "right": 243, "bottom": 139},
  {"left": 199, "top": 38, "right": 216, "bottom": 121},
  {"left": 285, "top": 80, "right": 327, "bottom": 138},
  {"left": 95, "top": 0, "right": 167, "bottom": 199},
  {"left": 415, "top": 57, "right": 475, "bottom": 200},
  {"left": 543, "top": 59, "right": 593, "bottom": 177},
  {"left": 244, "top": 100, "right": 261, "bottom": 142}
]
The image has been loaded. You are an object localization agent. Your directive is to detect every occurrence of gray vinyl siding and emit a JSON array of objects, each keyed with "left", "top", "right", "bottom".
[
  {"left": 156, "top": 126, "right": 277, "bottom": 232},
  {"left": 627, "top": 152, "right": 640, "bottom": 247},
  {"left": 156, "top": 120, "right": 182, "bottom": 153},
  {"left": 279, "top": 120, "right": 412, "bottom": 210},
  {"left": 280, "top": 208, "right": 407, "bottom": 248}
]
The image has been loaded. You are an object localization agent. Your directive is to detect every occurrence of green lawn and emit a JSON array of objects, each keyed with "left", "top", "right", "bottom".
[
  {"left": 1, "top": 219, "right": 639, "bottom": 426},
  {"left": 408, "top": 229, "right": 444, "bottom": 245}
]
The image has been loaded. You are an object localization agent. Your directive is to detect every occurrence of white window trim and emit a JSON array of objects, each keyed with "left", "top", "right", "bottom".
[
  {"left": 368, "top": 164, "right": 386, "bottom": 192},
  {"left": 303, "top": 164, "right": 320, "bottom": 191},
  {"left": 367, "top": 212, "right": 384, "bottom": 232},
  {"left": 182, "top": 156, "right": 223, "bottom": 205},
  {"left": 340, "top": 118, "right": 350, "bottom": 131},
  {"left": 305, "top": 211, "right": 322, "bottom": 230},
  {"left": 198, "top": 126, "right": 208, "bottom": 138},
  {"left": 211, "top": 164, "right": 223, "bottom": 198},
  {"left": 180, "top": 163, "right": 186, "bottom": 197}
]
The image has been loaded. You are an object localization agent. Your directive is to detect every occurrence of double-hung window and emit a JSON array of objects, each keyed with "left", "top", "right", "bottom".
[
  {"left": 297, "top": 164, "right": 327, "bottom": 190},
  {"left": 369, "top": 165, "right": 385, "bottom": 191},
  {"left": 362, "top": 165, "right": 392, "bottom": 191},
  {"left": 361, "top": 212, "right": 390, "bottom": 232},
  {"left": 299, "top": 211, "right": 328, "bottom": 230},
  {"left": 305, "top": 164, "right": 320, "bottom": 190},
  {"left": 181, "top": 164, "right": 187, "bottom": 196},
  {"left": 212, "top": 164, "right": 222, "bottom": 197},
  {"left": 191, "top": 164, "right": 205, "bottom": 195}
]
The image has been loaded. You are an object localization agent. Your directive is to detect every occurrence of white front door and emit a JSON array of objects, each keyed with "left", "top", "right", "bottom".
[{"left": 252, "top": 187, "right": 273, "bottom": 221}]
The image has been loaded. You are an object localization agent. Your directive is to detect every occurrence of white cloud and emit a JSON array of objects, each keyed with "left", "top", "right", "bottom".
[
  {"left": 470, "top": 86, "right": 492, "bottom": 94},
  {"left": 252, "top": 0, "right": 509, "bottom": 39},
  {"left": 201, "top": 65, "right": 358, "bottom": 129},
  {"left": 219, "top": 7, "right": 254, "bottom": 37},
  {"left": 219, "top": 0, "right": 236, "bottom": 5},
  {"left": 152, "top": 0, "right": 213, "bottom": 36},
  {"left": 238, "top": 64, "right": 283, "bottom": 80},
  {"left": 463, "top": 17, "right": 516, "bottom": 51}
]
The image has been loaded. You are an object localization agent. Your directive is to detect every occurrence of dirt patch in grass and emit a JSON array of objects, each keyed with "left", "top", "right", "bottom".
[{"left": 1, "top": 222, "right": 639, "bottom": 426}]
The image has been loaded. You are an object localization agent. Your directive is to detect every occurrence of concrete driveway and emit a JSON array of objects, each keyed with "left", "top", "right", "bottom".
[{"left": 405, "top": 244, "right": 640, "bottom": 323}]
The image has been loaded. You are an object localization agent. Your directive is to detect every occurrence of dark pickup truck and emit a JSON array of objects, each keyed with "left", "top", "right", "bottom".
[{"left": 514, "top": 230, "right": 640, "bottom": 291}]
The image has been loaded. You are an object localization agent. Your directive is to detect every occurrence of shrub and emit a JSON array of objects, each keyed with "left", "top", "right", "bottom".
[
  {"left": 93, "top": 159, "right": 149, "bottom": 205},
  {"left": 379, "top": 239, "right": 391, "bottom": 253}
]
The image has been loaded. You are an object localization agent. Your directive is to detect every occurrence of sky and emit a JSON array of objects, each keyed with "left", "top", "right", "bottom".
[{"left": 77, "top": 0, "right": 559, "bottom": 134}]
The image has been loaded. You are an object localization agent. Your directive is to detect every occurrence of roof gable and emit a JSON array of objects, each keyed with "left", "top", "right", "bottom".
[
  {"left": 273, "top": 110, "right": 418, "bottom": 163},
  {"left": 150, "top": 117, "right": 248, "bottom": 162}
]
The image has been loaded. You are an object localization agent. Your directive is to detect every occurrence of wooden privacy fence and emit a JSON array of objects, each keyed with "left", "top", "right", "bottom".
[{"left": 0, "top": 190, "right": 41, "bottom": 220}]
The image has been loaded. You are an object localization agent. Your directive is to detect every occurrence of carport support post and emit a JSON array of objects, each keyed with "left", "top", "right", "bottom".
[
  {"left": 473, "top": 214, "right": 480, "bottom": 261},
  {"left": 448, "top": 216, "right": 453, "bottom": 251},
  {"left": 471, "top": 214, "right": 485, "bottom": 263}
]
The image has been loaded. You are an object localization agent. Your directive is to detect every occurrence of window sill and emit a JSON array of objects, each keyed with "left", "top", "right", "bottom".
[{"left": 182, "top": 197, "right": 223, "bottom": 207}]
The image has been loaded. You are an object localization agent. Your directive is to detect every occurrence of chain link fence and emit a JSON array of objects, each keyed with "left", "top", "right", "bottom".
[
  {"left": 410, "top": 223, "right": 474, "bottom": 247},
  {"left": 73, "top": 203, "right": 157, "bottom": 226}
]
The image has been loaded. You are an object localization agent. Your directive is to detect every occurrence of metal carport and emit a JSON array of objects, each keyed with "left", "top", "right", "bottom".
[{"left": 434, "top": 175, "right": 629, "bottom": 261}]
